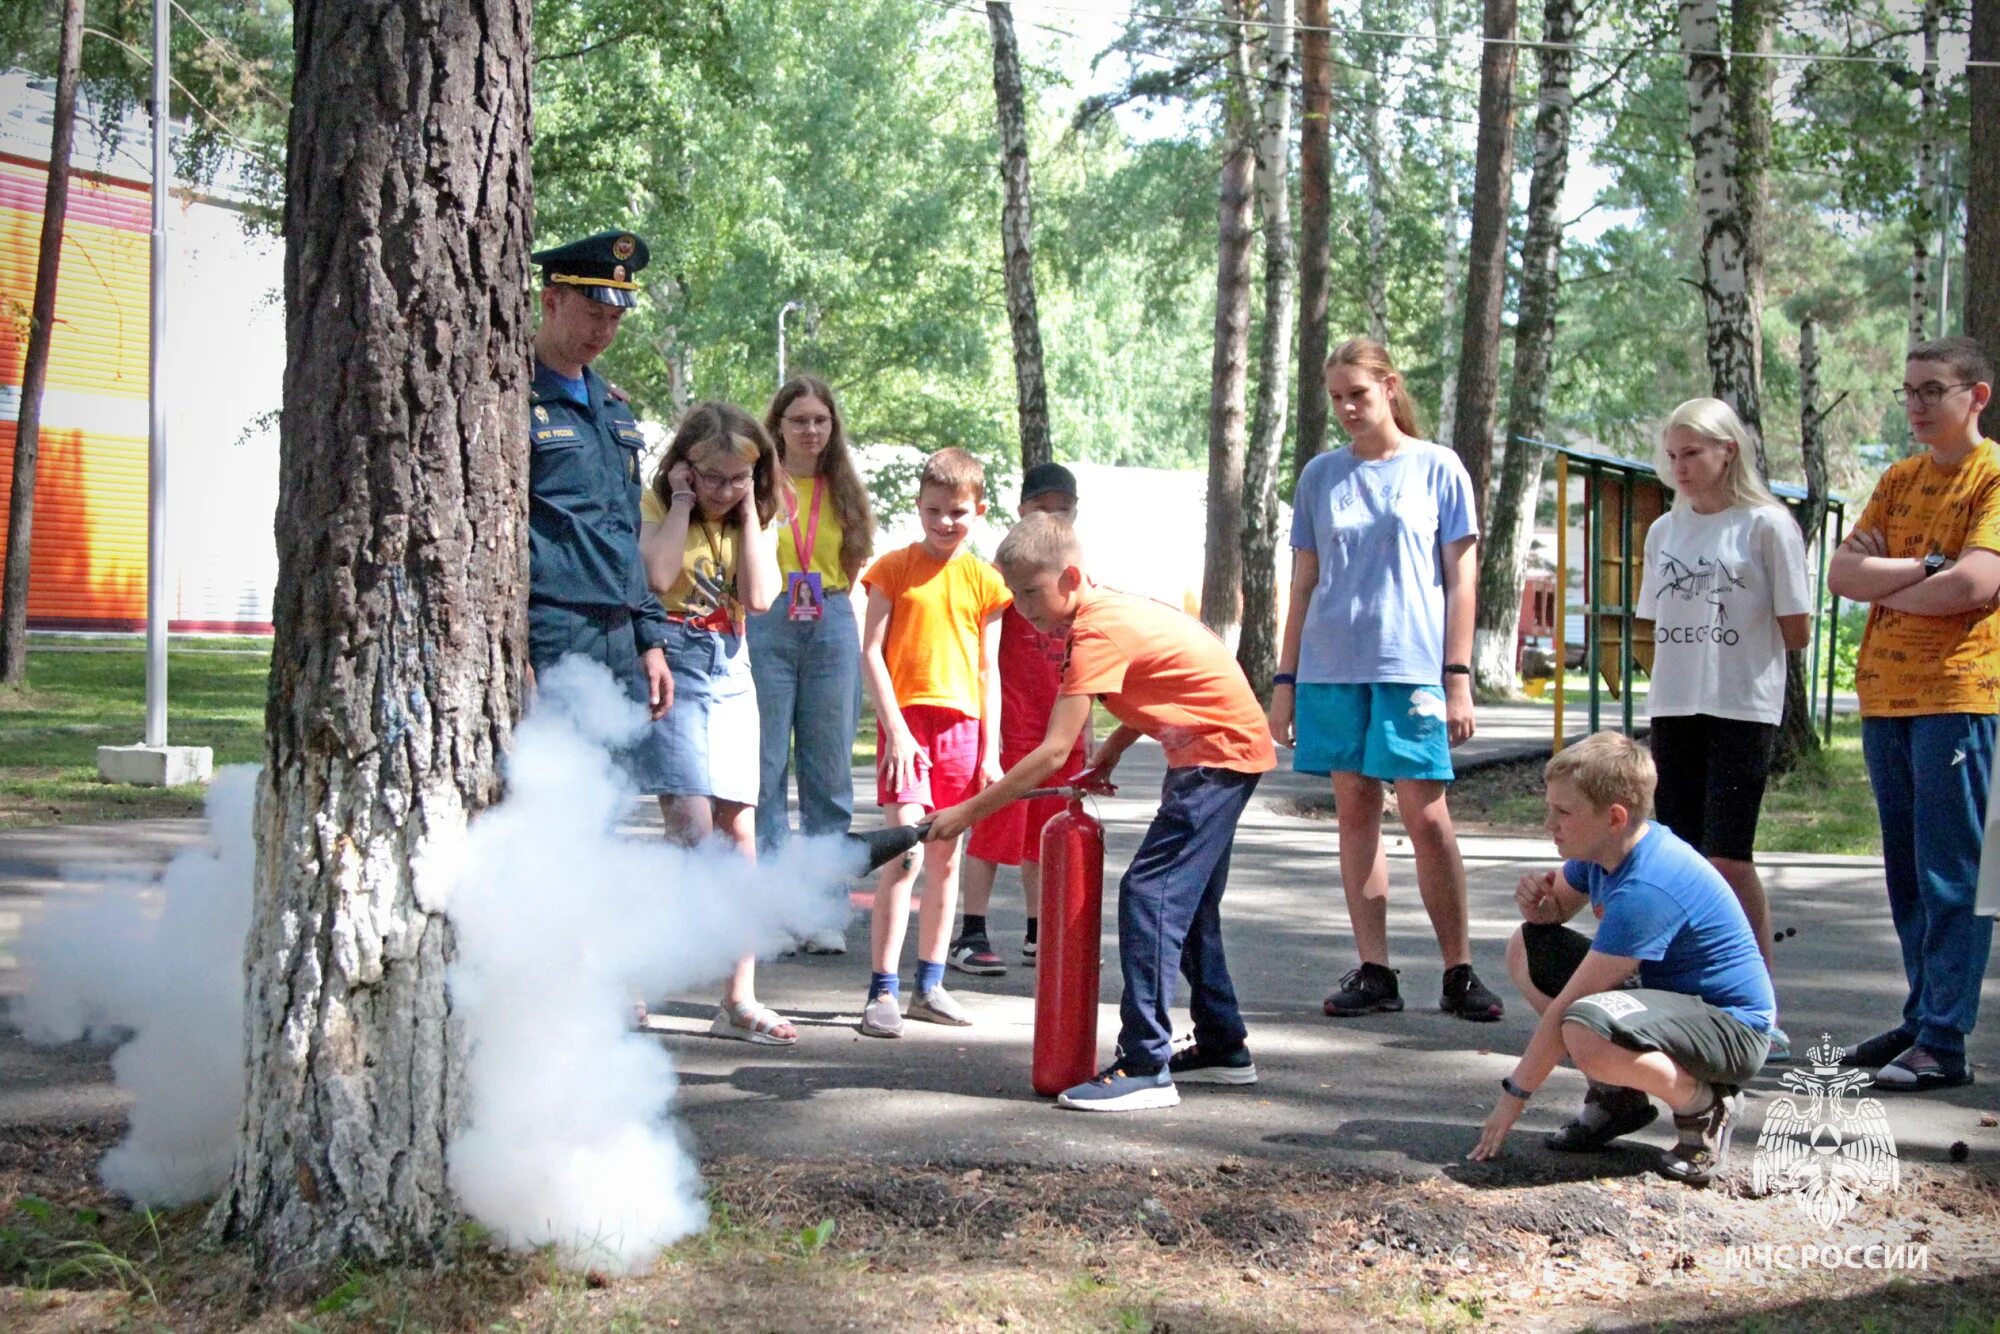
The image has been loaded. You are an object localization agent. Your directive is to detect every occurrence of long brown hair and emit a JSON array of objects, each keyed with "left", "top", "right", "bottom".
[
  {"left": 651, "top": 401, "right": 782, "bottom": 531},
  {"left": 765, "top": 375, "right": 876, "bottom": 578},
  {"left": 1326, "top": 337, "right": 1424, "bottom": 439}
]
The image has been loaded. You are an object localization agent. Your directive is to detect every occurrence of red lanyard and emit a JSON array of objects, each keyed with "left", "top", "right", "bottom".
[{"left": 789, "top": 479, "right": 823, "bottom": 572}]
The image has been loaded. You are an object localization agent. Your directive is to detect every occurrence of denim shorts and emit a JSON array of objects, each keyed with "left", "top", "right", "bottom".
[{"left": 1294, "top": 682, "right": 1454, "bottom": 782}]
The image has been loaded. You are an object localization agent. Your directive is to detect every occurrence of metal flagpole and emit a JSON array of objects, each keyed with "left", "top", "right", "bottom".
[{"left": 144, "top": 0, "right": 169, "bottom": 746}]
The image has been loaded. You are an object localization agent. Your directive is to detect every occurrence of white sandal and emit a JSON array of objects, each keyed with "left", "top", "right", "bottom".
[{"left": 710, "top": 1000, "right": 798, "bottom": 1046}]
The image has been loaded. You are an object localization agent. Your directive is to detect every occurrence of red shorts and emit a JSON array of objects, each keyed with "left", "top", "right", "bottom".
[
  {"left": 966, "top": 739, "right": 1086, "bottom": 866},
  {"left": 876, "top": 704, "right": 983, "bottom": 813}
]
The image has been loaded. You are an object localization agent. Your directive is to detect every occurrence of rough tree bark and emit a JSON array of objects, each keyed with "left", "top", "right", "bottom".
[
  {"left": 1680, "top": 0, "right": 1767, "bottom": 476},
  {"left": 1773, "top": 316, "right": 1838, "bottom": 774},
  {"left": 1238, "top": 0, "right": 1297, "bottom": 695},
  {"left": 1294, "top": 0, "right": 1333, "bottom": 484},
  {"left": 1432, "top": 0, "right": 1463, "bottom": 450},
  {"left": 986, "top": 2, "right": 1053, "bottom": 473},
  {"left": 216, "top": 0, "right": 534, "bottom": 1289},
  {"left": 1728, "top": 0, "right": 1772, "bottom": 452},
  {"left": 1976, "top": 0, "right": 2000, "bottom": 439},
  {"left": 1449, "top": 0, "right": 1518, "bottom": 525},
  {"left": 1201, "top": 0, "right": 1258, "bottom": 639},
  {"left": 1909, "top": 0, "right": 1942, "bottom": 357},
  {"left": 0, "top": 0, "right": 84, "bottom": 688},
  {"left": 1359, "top": 5, "right": 1391, "bottom": 347},
  {"left": 1471, "top": 0, "right": 1576, "bottom": 696}
]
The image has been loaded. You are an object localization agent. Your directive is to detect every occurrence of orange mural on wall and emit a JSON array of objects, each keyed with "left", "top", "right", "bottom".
[{"left": 0, "top": 153, "right": 151, "bottom": 630}]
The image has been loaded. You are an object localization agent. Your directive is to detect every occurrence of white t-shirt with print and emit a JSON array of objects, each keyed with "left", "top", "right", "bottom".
[{"left": 1635, "top": 503, "right": 1813, "bottom": 725}]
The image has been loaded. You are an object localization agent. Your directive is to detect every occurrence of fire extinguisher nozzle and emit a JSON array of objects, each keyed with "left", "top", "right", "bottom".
[{"left": 844, "top": 821, "right": 934, "bottom": 874}]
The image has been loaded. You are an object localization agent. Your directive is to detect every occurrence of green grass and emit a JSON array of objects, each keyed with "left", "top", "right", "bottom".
[
  {"left": 1759, "top": 717, "right": 1879, "bottom": 856},
  {"left": 0, "top": 638, "right": 269, "bottom": 827}
]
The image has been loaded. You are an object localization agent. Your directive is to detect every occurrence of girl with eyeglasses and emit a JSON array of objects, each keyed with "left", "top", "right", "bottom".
[
  {"left": 748, "top": 377, "right": 877, "bottom": 958},
  {"left": 637, "top": 401, "right": 796, "bottom": 1044}
]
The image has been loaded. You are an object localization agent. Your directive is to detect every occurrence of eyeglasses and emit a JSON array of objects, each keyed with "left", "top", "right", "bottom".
[
  {"left": 781, "top": 414, "right": 832, "bottom": 434},
  {"left": 1893, "top": 382, "right": 1973, "bottom": 408},
  {"left": 695, "top": 469, "right": 753, "bottom": 490}
]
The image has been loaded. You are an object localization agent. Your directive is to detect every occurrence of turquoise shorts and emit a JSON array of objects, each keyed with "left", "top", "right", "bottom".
[{"left": 1294, "top": 682, "right": 1455, "bottom": 782}]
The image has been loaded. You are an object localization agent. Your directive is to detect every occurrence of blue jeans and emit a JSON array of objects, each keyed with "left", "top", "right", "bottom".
[
  {"left": 1116, "top": 766, "right": 1261, "bottom": 1075},
  {"left": 1862, "top": 713, "right": 1997, "bottom": 1056},
  {"left": 748, "top": 589, "right": 863, "bottom": 850}
]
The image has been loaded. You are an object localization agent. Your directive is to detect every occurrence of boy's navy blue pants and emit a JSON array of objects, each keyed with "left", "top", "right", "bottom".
[{"left": 1115, "top": 765, "right": 1261, "bottom": 1075}]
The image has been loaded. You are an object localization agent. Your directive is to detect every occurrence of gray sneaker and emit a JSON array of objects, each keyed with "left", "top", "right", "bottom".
[
  {"left": 908, "top": 985, "right": 973, "bottom": 1026},
  {"left": 861, "top": 991, "right": 904, "bottom": 1038}
]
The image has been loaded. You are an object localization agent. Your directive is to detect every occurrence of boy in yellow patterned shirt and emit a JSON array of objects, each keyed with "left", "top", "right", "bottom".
[{"left": 1829, "top": 336, "right": 2000, "bottom": 1091}]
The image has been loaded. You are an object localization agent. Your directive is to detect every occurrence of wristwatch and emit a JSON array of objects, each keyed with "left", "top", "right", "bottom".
[{"left": 1923, "top": 551, "right": 1949, "bottom": 578}]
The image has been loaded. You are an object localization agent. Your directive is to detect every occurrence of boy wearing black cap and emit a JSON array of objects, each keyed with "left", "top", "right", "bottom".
[
  {"left": 526, "top": 229, "right": 675, "bottom": 740},
  {"left": 951, "top": 464, "right": 1087, "bottom": 975}
]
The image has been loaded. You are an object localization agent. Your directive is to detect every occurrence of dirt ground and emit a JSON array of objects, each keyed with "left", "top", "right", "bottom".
[{"left": 5, "top": 1120, "right": 1999, "bottom": 1333}]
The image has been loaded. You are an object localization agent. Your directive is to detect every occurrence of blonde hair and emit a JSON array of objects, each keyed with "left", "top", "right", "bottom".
[
  {"left": 1544, "top": 731, "right": 1656, "bottom": 822},
  {"left": 919, "top": 447, "right": 986, "bottom": 502},
  {"left": 996, "top": 512, "right": 1083, "bottom": 577},
  {"left": 1326, "top": 337, "right": 1424, "bottom": 438},
  {"left": 1657, "top": 398, "right": 1782, "bottom": 512},
  {"left": 651, "top": 401, "right": 782, "bottom": 530}
]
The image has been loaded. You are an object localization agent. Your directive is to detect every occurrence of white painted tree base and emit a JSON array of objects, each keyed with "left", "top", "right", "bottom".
[{"left": 96, "top": 743, "right": 214, "bottom": 787}]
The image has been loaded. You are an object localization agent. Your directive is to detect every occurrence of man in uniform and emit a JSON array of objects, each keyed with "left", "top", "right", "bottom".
[{"left": 528, "top": 229, "right": 675, "bottom": 734}]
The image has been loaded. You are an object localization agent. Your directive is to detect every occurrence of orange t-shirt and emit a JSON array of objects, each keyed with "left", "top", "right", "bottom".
[
  {"left": 1060, "top": 584, "right": 1276, "bottom": 773},
  {"left": 862, "top": 544, "right": 1012, "bottom": 717},
  {"left": 1854, "top": 440, "right": 2000, "bottom": 717}
]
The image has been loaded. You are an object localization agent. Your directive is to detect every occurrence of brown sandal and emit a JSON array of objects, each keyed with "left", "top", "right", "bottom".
[{"left": 1660, "top": 1085, "right": 1736, "bottom": 1187}]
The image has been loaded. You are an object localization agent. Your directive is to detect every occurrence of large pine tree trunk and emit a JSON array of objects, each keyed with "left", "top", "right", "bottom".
[
  {"left": 0, "top": 0, "right": 84, "bottom": 688},
  {"left": 1773, "top": 316, "right": 1834, "bottom": 775},
  {"left": 986, "top": 2, "right": 1053, "bottom": 473},
  {"left": 1359, "top": 8, "right": 1390, "bottom": 348},
  {"left": 1973, "top": 0, "right": 2000, "bottom": 441},
  {"left": 1294, "top": 0, "right": 1333, "bottom": 484},
  {"left": 1681, "top": 0, "right": 1766, "bottom": 474},
  {"left": 1239, "top": 0, "right": 1297, "bottom": 695},
  {"left": 1432, "top": 0, "right": 1463, "bottom": 450},
  {"left": 217, "top": 0, "right": 534, "bottom": 1289},
  {"left": 1449, "top": 0, "right": 1518, "bottom": 525},
  {"left": 1472, "top": 0, "right": 1576, "bottom": 696},
  {"left": 1202, "top": 0, "right": 1257, "bottom": 639}
]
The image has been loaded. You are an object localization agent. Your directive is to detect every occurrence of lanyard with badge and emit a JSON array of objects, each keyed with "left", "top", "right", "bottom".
[{"left": 786, "top": 481, "right": 826, "bottom": 622}]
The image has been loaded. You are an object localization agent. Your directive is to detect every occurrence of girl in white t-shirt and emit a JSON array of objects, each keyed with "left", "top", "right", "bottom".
[{"left": 1636, "top": 397, "right": 1812, "bottom": 1061}]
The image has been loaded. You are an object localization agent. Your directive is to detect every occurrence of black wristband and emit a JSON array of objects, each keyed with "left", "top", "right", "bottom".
[
  {"left": 1443, "top": 663, "right": 1472, "bottom": 677},
  {"left": 1500, "top": 1075, "right": 1533, "bottom": 1101},
  {"left": 1272, "top": 672, "right": 1297, "bottom": 687}
]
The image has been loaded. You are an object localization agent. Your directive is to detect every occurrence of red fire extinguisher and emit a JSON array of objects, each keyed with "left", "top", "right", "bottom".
[{"left": 1033, "top": 793, "right": 1107, "bottom": 1096}]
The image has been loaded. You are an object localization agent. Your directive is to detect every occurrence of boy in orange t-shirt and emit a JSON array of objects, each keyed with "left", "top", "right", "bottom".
[
  {"left": 929, "top": 513, "right": 1277, "bottom": 1112},
  {"left": 1828, "top": 336, "right": 2000, "bottom": 1091},
  {"left": 857, "top": 448, "right": 1012, "bottom": 1038}
]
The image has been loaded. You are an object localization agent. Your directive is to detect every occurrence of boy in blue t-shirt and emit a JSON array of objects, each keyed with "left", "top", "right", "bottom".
[{"left": 1467, "top": 732, "right": 1774, "bottom": 1187}]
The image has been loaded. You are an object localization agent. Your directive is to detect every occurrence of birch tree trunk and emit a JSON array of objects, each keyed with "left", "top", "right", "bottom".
[
  {"left": 986, "top": 1, "right": 1053, "bottom": 472},
  {"left": 1201, "top": 0, "right": 1258, "bottom": 639},
  {"left": 1773, "top": 316, "right": 1833, "bottom": 774},
  {"left": 1449, "top": 0, "right": 1518, "bottom": 526},
  {"left": 1295, "top": 0, "right": 1333, "bottom": 484},
  {"left": 1729, "top": 0, "right": 1772, "bottom": 454},
  {"left": 1239, "top": 0, "right": 1297, "bottom": 695},
  {"left": 1680, "top": 0, "right": 1766, "bottom": 476},
  {"left": 1472, "top": 0, "right": 1576, "bottom": 696},
  {"left": 0, "top": 0, "right": 84, "bottom": 688},
  {"left": 1974, "top": 0, "right": 2000, "bottom": 440},
  {"left": 1433, "top": 0, "right": 1463, "bottom": 451},
  {"left": 1909, "top": 0, "right": 1942, "bottom": 358},
  {"left": 216, "top": 0, "right": 533, "bottom": 1289}
]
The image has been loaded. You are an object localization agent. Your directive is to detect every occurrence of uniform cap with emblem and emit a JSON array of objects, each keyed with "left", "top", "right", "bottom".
[{"left": 532, "top": 229, "right": 650, "bottom": 309}]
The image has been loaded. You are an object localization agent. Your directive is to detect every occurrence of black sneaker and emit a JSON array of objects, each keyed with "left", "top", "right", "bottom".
[
  {"left": 1840, "top": 1027, "right": 1915, "bottom": 1070},
  {"left": 948, "top": 935, "right": 1006, "bottom": 976},
  {"left": 1324, "top": 963, "right": 1403, "bottom": 1017},
  {"left": 1440, "top": 963, "right": 1505, "bottom": 1022},
  {"left": 1168, "top": 1042, "right": 1258, "bottom": 1085}
]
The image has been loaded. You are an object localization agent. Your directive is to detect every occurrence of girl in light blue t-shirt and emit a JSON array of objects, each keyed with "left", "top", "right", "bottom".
[{"left": 1270, "top": 338, "right": 1502, "bottom": 1024}]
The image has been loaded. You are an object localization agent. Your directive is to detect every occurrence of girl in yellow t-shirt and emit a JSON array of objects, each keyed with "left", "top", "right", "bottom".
[
  {"left": 638, "top": 401, "right": 794, "bottom": 1045},
  {"left": 747, "top": 378, "right": 877, "bottom": 930}
]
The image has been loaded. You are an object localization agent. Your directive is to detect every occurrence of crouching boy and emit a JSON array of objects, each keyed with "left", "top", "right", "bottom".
[
  {"left": 1468, "top": 732, "right": 1774, "bottom": 1185},
  {"left": 927, "top": 513, "right": 1277, "bottom": 1111}
]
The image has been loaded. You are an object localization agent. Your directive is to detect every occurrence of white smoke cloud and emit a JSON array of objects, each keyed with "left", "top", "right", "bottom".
[
  {"left": 8, "top": 765, "right": 258, "bottom": 1205},
  {"left": 442, "top": 656, "right": 853, "bottom": 1274},
  {"left": 10, "top": 657, "right": 858, "bottom": 1275}
]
